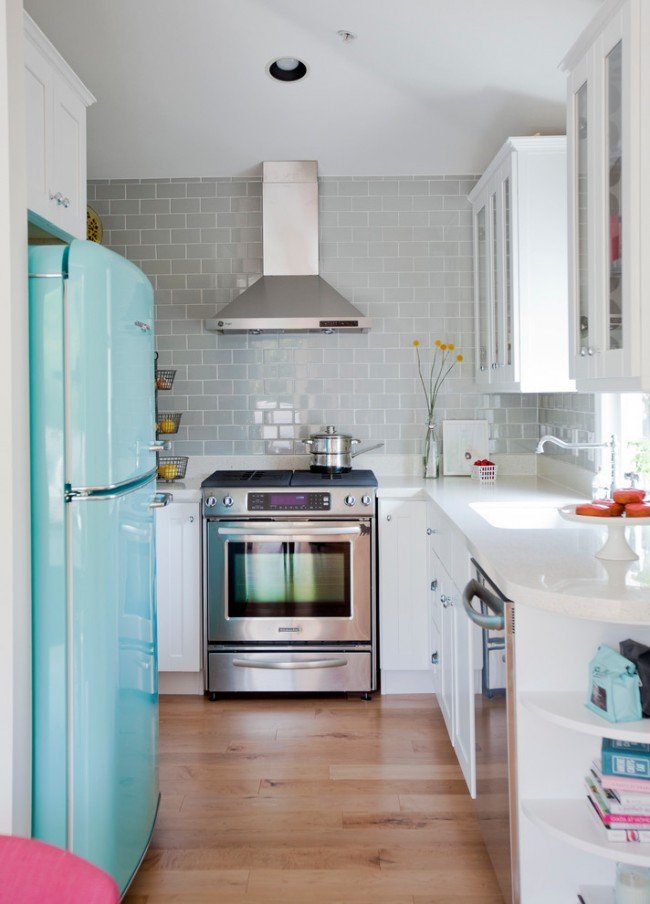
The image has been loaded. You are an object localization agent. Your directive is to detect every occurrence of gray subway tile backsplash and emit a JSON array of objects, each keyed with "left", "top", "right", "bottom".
[{"left": 91, "top": 175, "right": 596, "bottom": 461}]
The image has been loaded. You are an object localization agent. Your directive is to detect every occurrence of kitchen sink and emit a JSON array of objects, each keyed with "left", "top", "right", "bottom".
[{"left": 469, "top": 501, "right": 571, "bottom": 530}]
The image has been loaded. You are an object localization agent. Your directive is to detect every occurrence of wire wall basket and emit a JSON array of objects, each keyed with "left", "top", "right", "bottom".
[
  {"left": 157, "top": 456, "right": 188, "bottom": 482},
  {"left": 155, "top": 369, "right": 176, "bottom": 391},
  {"left": 156, "top": 412, "right": 182, "bottom": 435}
]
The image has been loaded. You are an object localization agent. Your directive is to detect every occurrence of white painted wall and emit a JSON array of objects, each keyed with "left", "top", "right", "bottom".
[{"left": 0, "top": 0, "right": 32, "bottom": 836}]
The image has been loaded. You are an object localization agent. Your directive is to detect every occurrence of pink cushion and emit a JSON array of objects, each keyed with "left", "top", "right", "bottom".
[{"left": 0, "top": 835, "right": 119, "bottom": 903}]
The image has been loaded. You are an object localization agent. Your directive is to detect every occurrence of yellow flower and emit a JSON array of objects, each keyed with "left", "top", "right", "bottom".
[
  {"left": 456, "top": 354, "right": 464, "bottom": 362},
  {"left": 434, "top": 339, "right": 441, "bottom": 347},
  {"left": 440, "top": 343, "right": 447, "bottom": 350},
  {"left": 412, "top": 339, "right": 420, "bottom": 347},
  {"left": 447, "top": 343, "right": 455, "bottom": 350}
]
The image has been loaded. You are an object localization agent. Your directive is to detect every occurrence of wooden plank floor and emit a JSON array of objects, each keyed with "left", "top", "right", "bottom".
[{"left": 125, "top": 694, "right": 504, "bottom": 903}]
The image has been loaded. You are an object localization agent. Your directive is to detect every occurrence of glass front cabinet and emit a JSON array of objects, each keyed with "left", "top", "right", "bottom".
[
  {"left": 562, "top": 0, "right": 646, "bottom": 390},
  {"left": 469, "top": 137, "right": 573, "bottom": 393}
]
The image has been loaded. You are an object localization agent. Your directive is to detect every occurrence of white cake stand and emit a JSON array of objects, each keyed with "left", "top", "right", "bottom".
[{"left": 558, "top": 504, "right": 650, "bottom": 561}]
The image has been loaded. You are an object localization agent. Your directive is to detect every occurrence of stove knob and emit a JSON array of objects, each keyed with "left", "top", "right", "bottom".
[
  {"left": 345, "top": 495, "right": 356, "bottom": 507},
  {"left": 223, "top": 495, "right": 234, "bottom": 508},
  {"left": 361, "top": 495, "right": 372, "bottom": 506},
  {"left": 205, "top": 496, "right": 217, "bottom": 508}
]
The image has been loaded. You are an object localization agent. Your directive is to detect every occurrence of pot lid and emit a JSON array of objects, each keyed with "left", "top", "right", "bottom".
[{"left": 309, "top": 425, "right": 356, "bottom": 441}]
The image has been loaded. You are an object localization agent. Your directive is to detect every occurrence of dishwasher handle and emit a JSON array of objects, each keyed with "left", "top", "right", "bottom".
[{"left": 462, "top": 578, "right": 505, "bottom": 631}]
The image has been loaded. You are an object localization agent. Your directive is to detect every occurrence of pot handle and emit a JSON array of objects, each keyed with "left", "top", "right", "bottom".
[
  {"left": 302, "top": 439, "right": 313, "bottom": 446},
  {"left": 351, "top": 438, "right": 361, "bottom": 445},
  {"left": 351, "top": 441, "right": 384, "bottom": 458}
]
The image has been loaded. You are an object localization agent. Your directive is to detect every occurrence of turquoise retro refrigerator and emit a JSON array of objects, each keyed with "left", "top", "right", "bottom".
[{"left": 29, "top": 240, "right": 163, "bottom": 894}]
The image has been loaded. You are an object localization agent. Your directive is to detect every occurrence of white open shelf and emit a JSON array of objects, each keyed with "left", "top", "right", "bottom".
[
  {"left": 522, "top": 691, "right": 650, "bottom": 742},
  {"left": 578, "top": 888, "right": 614, "bottom": 904},
  {"left": 523, "top": 799, "right": 650, "bottom": 867}
]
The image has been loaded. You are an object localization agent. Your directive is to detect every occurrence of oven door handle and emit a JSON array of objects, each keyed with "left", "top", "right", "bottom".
[
  {"left": 216, "top": 526, "right": 362, "bottom": 537},
  {"left": 232, "top": 657, "right": 348, "bottom": 670}
]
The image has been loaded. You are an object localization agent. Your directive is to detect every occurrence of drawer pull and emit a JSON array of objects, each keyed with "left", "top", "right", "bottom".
[{"left": 232, "top": 658, "right": 348, "bottom": 671}]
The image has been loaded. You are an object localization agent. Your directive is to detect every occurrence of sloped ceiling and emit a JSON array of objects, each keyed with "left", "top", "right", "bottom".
[{"left": 24, "top": 0, "right": 601, "bottom": 178}]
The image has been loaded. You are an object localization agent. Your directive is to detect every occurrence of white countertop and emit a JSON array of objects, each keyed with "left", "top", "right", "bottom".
[
  {"left": 380, "top": 475, "right": 650, "bottom": 624},
  {"left": 157, "top": 477, "right": 203, "bottom": 502},
  {"left": 159, "top": 471, "right": 650, "bottom": 623}
]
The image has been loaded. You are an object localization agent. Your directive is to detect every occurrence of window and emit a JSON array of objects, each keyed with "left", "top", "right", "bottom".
[{"left": 598, "top": 393, "right": 650, "bottom": 490}]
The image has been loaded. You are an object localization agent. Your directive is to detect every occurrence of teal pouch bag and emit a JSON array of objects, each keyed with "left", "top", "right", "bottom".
[{"left": 586, "top": 644, "right": 643, "bottom": 723}]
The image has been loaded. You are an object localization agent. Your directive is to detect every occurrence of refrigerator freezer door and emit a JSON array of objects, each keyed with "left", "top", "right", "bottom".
[
  {"left": 68, "top": 476, "right": 159, "bottom": 892},
  {"left": 66, "top": 240, "right": 156, "bottom": 490}
]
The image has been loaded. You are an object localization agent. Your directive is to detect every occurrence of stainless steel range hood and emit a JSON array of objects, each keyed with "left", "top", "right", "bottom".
[{"left": 204, "top": 161, "right": 371, "bottom": 334}]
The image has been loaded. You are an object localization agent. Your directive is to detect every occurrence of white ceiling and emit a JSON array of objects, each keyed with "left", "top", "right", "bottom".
[{"left": 24, "top": 0, "right": 602, "bottom": 179}]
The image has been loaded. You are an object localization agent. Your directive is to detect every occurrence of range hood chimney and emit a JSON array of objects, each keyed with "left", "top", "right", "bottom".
[{"left": 204, "top": 161, "right": 371, "bottom": 334}]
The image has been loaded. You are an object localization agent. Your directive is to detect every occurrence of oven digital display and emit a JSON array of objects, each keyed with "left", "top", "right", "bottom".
[
  {"left": 269, "top": 493, "right": 307, "bottom": 507},
  {"left": 248, "top": 492, "right": 330, "bottom": 511}
]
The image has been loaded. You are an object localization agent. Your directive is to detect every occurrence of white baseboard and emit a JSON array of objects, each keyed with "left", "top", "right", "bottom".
[
  {"left": 380, "top": 669, "right": 437, "bottom": 694},
  {"left": 159, "top": 671, "right": 204, "bottom": 695}
]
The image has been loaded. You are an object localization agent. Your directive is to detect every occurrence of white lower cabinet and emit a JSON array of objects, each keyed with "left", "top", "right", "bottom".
[
  {"left": 378, "top": 493, "right": 477, "bottom": 795},
  {"left": 438, "top": 571, "right": 455, "bottom": 739},
  {"left": 156, "top": 501, "right": 202, "bottom": 673},
  {"left": 378, "top": 497, "right": 435, "bottom": 693},
  {"left": 452, "top": 585, "right": 476, "bottom": 798}
]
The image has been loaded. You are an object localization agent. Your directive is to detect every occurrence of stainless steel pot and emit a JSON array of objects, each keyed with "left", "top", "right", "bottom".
[{"left": 302, "top": 426, "right": 383, "bottom": 472}]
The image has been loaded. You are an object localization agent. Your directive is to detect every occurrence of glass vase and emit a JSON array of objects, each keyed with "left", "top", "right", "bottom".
[{"left": 423, "top": 422, "right": 439, "bottom": 479}]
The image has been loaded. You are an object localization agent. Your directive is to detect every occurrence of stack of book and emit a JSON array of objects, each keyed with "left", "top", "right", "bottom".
[{"left": 586, "top": 739, "right": 650, "bottom": 842}]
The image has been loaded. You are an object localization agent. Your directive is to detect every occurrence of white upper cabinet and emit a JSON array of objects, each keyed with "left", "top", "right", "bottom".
[
  {"left": 24, "top": 12, "right": 95, "bottom": 240},
  {"left": 469, "top": 137, "right": 574, "bottom": 393},
  {"left": 562, "top": 0, "right": 650, "bottom": 390}
]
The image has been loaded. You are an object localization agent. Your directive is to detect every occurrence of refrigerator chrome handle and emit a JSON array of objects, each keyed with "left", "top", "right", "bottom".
[
  {"left": 232, "top": 657, "right": 348, "bottom": 671},
  {"left": 66, "top": 468, "right": 159, "bottom": 501},
  {"left": 150, "top": 492, "right": 173, "bottom": 509},
  {"left": 462, "top": 578, "right": 505, "bottom": 631},
  {"left": 149, "top": 440, "right": 171, "bottom": 452}
]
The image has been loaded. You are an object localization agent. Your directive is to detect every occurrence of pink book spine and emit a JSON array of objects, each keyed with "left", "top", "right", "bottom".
[
  {"left": 601, "top": 774, "right": 650, "bottom": 794},
  {"left": 600, "top": 811, "right": 650, "bottom": 826}
]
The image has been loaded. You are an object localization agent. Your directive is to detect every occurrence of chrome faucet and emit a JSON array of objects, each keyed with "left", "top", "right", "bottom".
[{"left": 535, "top": 433, "right": 618, "bottom": 497}]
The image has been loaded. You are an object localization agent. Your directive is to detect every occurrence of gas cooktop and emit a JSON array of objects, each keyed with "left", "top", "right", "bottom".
[
  {"left": 201, "top": 470, "right": 292, "bottom": 488},
  {"left": 290, "top": 469, "right": 377, "bottom": 487},
  {"left": 201, "top": 469, "right": 378, "bottom": 489}
]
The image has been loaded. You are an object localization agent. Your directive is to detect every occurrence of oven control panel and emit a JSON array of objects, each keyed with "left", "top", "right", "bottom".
[{"left": 248, "top": 492, "right": 331, "bottom": 512}]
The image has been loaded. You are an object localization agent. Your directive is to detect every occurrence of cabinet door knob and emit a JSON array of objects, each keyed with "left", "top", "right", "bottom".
[
  {"left": 426, "top": 527, "right": 434, "bottom": 535},
  {"left": 431, "top": 579, "right": 438, "bottom": 591},
  {"left": 189, "top": 516, "right": 194, "bottom": 523},
  {"left": 386, "top": 514, "right": 392, "bottom": 521},
  {"left": 50, "top": 191, "right": 64, "bottom": 205},
  {"left": 62, "top": 197, "right": 71, "bottom": 208},
  {"left": 431, "top": 652, "right": 439, "bottom": 665}
]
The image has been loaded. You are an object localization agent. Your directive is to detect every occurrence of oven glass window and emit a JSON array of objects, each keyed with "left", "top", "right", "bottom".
[{"left": 227, "top": 541, "right": 351, "bottom": 618}]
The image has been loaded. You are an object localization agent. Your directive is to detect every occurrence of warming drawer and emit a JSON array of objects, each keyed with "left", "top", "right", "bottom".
[{"left": 207, "top": 650, "right": 373, "bottom": 694}]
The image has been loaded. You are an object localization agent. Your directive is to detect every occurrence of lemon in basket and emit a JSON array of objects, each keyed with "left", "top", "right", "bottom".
[
  {"left": 159, "top": 417, "right": 177, "bottom": 434},
  {"left": 158, "top": 463, "right": 179, "bottom": 481}
]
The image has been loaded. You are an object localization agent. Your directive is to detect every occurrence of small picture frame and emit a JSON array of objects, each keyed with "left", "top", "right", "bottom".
[{"left": 442, "top": 420, "right": 490, "bottom": 476}]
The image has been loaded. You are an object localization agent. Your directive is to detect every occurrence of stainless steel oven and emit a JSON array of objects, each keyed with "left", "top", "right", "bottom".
[
  {"left": 201, "top": 470, "right": 377, "bottom": 697},
  {"left": 205, "top": 518, "right": 372, "bottom": 644}
]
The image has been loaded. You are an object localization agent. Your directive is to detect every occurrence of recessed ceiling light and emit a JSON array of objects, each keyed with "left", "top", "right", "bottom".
[
  {"left": 267, "top": 57, "right": 308, "bottom": 82},
  {"left": 337, "top": 30, "right": 357, "bottom": 43}
]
